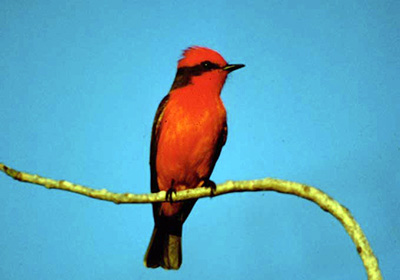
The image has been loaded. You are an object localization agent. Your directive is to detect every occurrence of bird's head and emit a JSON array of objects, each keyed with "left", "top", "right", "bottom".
[{"left": 171, "top": 46, "right": 245, "bottom": 92}]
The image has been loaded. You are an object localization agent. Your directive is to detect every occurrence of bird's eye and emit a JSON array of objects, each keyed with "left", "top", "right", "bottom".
[{"left": 201, "top": 61, "right": 214, "bottom": 69}]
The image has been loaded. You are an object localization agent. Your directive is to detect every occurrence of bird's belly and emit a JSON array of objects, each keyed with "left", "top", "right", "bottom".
[{"left": 156, "top": 108, "right": 224, "bottom": 191}]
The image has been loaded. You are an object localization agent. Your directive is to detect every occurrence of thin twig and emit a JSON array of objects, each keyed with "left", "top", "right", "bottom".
[{"left": 0, "top": 162, "right": 382, "bottom": 279}]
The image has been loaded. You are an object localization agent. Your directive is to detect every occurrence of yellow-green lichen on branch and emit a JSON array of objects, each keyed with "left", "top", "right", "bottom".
[{"left": 0, "top": 162, "right": 382, "bottom": 280}]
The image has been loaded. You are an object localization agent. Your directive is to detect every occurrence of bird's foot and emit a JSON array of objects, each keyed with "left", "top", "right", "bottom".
[
  {"left": 166, "top": 188, "right": 176, "bottom": 203},
  {"left": 166, "top": 179, "right": 176, "bottom": 203},
  {"left": 201, "top": 178, "right": 217, "bottom": 197}
]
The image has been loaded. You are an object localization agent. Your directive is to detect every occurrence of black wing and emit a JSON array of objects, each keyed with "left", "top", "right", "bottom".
[
  {"left": 150, "top": 94, "right": 170, "bottom": 193},
  {"left": 208, "top": 120, "right": 228, "bottom": 175}
]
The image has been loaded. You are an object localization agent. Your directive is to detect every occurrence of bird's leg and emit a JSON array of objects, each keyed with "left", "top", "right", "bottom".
[
  {"left": 166, "top": 179, "right": 176, "bottom": 204},
  {"left": 201, "top": 178, "right": 217, "bottom": 197}
]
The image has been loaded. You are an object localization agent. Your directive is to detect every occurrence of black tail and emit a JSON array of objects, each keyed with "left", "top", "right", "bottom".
[{"left": 144, "top": 226, "right": 182, "bottom": 270}]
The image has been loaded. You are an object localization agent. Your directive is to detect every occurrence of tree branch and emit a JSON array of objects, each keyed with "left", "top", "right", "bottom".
[{"left": 0, "top": 162, "right": 382, "bottom": 279}]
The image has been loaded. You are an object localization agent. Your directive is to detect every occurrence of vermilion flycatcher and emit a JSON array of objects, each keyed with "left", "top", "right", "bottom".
[{"left": 144, "top": 46, "right": 244, "bottom": 269}]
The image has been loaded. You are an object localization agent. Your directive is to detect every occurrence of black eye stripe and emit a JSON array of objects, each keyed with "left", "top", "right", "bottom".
[
  {"left": 201, "top": 60, "right": 220, "bottom": 70},
  {"left": 170, "top": 61, "right": 221, "bottom": 90},
  {"left": 179, "top": 62, "right": 220, "bottom": 76}
]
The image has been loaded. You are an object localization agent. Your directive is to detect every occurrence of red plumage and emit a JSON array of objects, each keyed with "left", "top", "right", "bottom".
[{"left": 144, "top": 46, "right": 244, "bottom": 269}]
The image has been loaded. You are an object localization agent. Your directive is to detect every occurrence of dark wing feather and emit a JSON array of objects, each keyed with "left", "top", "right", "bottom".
[
  {"left": 208, "top": 120, "right": 228, "bottom": 175},
  {"left": 150, "top": 94, "right": 170, "bottom": 193}
]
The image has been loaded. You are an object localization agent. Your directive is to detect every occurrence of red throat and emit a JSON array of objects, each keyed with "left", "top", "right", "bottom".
[{"left": 190, "top": 71, "right": 228, "bottom": 95}]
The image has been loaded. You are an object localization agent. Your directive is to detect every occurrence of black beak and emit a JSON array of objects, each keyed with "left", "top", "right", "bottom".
[{"left": 223, "top": 64, "right": 245, "bottom": 73}]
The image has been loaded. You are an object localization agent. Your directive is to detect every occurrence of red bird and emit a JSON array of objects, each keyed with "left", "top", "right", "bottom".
[{"left": 144, "top": 46, "right": 244, "bottom": 269}]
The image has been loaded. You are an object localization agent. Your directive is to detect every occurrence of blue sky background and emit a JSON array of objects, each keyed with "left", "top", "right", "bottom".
[{"left": 1, "top": 1, "right": 399, "bottom": 279}]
